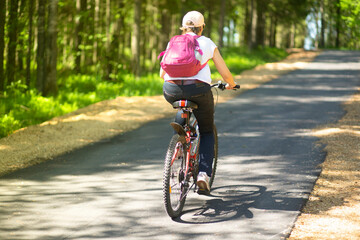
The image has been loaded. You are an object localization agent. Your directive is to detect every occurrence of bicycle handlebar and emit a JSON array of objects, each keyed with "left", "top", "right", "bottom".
[{"left": 211, "top": 81, "right": 240, "bottom": 91}]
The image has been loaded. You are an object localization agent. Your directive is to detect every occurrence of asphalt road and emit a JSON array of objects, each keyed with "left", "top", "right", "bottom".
[{"left": 1, "top": 50, "right": 359, "bottom": 240}]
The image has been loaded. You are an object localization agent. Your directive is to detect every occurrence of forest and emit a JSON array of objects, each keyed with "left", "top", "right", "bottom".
[{"left": 0, "top": 0, "right": 359, "bottom": 137}]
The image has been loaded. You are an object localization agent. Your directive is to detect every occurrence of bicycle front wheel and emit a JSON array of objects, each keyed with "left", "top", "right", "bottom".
[
  {"left": 209, "top": 125, "right": 218, "bottom": 188},
  {"left": 163, "top": 134, "right": 187, "bottom": 218}
]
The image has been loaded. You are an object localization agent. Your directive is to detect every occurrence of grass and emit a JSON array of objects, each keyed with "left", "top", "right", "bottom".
[
  {"left": 0, "top": 74, "right": 163, "bottom": 137},
  {"left": 210, "top": 47, "right": 288, "bottom": 79},
  {"left": 0, "top": 47, "right": 288, "bottom": 138}
]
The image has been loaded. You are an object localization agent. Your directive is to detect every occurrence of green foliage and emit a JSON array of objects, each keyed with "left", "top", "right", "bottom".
[
  {"left": 0, "top": 82, "right": 76, "bottom": 137},
  {"left": 0, "top": 115, "right": 21, "bottom": 137},
  {"left": 209, "top": 47, "right": 288, "bottom": 79},
  {"left": 340, "top": 0, "right": 360, "bottom": 48}
]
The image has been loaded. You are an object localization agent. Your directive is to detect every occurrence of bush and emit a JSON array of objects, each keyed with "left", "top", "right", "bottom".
[{"left": 0, "top": 115, "right": 21, "bottom": 137}]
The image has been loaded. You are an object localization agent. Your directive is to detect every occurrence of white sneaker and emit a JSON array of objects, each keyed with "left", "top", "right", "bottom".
[{"left": 197, "top": 171, "right": 210, "bottom": 192}]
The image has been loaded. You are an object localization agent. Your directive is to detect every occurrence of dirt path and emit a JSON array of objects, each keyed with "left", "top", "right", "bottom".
[{"left": 1, "top": 49, "right": 359, "bottom": 239}]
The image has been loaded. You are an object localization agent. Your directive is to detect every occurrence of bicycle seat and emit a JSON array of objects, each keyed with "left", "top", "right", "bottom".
[{"left": 172, "top": 100, "right": 198, "bottom": 110}]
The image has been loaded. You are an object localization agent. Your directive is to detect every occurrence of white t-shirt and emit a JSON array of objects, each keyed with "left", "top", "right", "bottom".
[{"left": 162, "top": 32, "right": 217, "bottom": 85}]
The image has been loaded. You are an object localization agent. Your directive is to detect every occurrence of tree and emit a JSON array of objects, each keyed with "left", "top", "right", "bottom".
[
  {"left": 36, "top": 0, "right": 46, "bottom": 93},
  {"left": 26, "top": 0, "right": 34, "bottom": 88},
  {"left": 132, "top": 0, "right": 142, "bottom": 77},
  {"left": 255, "top": 0, "right": 266, "bottom": 48},
  {"left": 319, "top": 0, "right": 325, "bottom": 48},
  {"left": 160, "top": 7, "right": 171, "bottom": 51},
  {"left": 16, "top": 0, "right": 26, "bottom": 75},
  {"left": 6, "top": 0, "right": 19, "bottom": 84},
  {"left": 269, "top": 14, "right": 277, "bottom": 47},
  {"left": 74, "top": 0, "right": 87, "bottom": 73},
  {"left": 44, "top": 0, "right": 58, "bottom": 96},
  {"left": 335, "top": 0, "right": 341, "bottom": 48},
  {"left": 244, "top": 0, "right": 255, "bottom": 49},
  {"left": 0, "top": 0, "right": 6, "bottom": 91},
  {"left": 218, "top": 0, "right": 226, "bottom": 48},
  {"left": 203, "top": 0, "right": 216, "bottom": 39}
]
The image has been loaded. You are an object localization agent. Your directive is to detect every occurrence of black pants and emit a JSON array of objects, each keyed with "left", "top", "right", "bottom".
[{"left": 163, "top": 81, "right": 215, "bottom": 176}]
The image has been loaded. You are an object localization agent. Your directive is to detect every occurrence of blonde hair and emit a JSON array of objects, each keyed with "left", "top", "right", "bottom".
[{"left": 180, "top": 20, "right": 203, "bottom": 34}]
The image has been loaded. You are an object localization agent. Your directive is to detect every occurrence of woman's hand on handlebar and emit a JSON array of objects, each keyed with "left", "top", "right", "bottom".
[
  {"left": 225, "top": 82, "right": 238, "bottom": 90},
  {"left": 212, "top": 81, "right": 240, "bottom": 90}
]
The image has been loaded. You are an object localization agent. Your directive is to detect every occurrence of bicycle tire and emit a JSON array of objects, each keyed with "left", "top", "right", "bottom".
[
  {"left": 163, "top": 134, "right": 187, "bottom": 218},
  {"left": 209, "top": 125, "right": 218, "bottom": 188}
]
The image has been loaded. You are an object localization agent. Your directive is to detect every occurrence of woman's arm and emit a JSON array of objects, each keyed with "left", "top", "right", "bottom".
[{"left": 212, "top": 48, "right": 236, "bottom": 89}]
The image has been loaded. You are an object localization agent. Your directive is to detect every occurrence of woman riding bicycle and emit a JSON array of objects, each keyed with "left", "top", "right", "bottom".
[{"left": 160, "top": 11, "right": 236, "bottom": 192}]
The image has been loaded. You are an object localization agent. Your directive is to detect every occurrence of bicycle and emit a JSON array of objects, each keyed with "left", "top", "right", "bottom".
[{"left": 163, "top": 81, "right": 240, "bottom": 218}]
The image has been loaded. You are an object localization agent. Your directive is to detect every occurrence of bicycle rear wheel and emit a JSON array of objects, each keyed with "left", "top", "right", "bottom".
[
  {"left": 163, "top": 134, "right": 187, "bottom": 218},
  {"left": 209, "top": 125, "right": 218, "bottom": 188}
]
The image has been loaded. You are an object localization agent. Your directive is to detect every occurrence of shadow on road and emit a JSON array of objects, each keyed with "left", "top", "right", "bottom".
[{"left": 175, "top": 184, "right": 308, "bottom": 225}]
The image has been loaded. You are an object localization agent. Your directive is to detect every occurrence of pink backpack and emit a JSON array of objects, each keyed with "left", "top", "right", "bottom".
[{"left": 158, "top": 34, "right": 208, "bottom": 77}]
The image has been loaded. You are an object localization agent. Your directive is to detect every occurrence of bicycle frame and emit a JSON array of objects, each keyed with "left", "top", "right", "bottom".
[{"left": 170, "top": 109, "right": 200, "bottom": 198}]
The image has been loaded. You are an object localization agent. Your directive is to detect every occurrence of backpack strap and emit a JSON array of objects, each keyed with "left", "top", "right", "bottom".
[
  {"left": 192, "top": 35, "right": 208, "bottom": 68},
  {"left": 157, "top": 51, "right": 166, "bottom": 60},
  {"left": 200, "top": 59, "right": 209, "bottom": 70},
  {"left": 193, "top": 35, "right": 203, "bottom": 56}
]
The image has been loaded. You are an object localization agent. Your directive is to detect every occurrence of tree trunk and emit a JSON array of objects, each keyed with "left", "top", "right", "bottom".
[
  {"left": 290, "top": 23, "right": 296, "bottom": 48},
  {"left": 63, "top": 14, "right": 73, "bottom": 67},
  {"left": 44, "top": 0, "right": 58, "bottom": 96},
  {"left": 255, "top": 0, "right": 266, "bottom": 48},
  {"left": 148, "top": 3, "right": 158, "bottom": 72},
  {"left": 335, "top": 0, "right": 341, "bottom": 48},
  {"left": 204, "top": 0, "right": 214, "bottom": 38},
  {"left": 26, "top": 0, "right": 34, "bottom": 88},
  {"left": 106, "top": 0, "right": 110, "bottom": 49},
  {"left": 6, "top": 0, "right": 19, "bottom": 85},
  {"left": 218, "top": 0, "right": 226, "bottom": 48},
  {"left": 160, "top": 8, "right": 170, "bottom": 51},
  {"left": 118, "top": 5, "right": 126, "bottom": 71},
  {"left": 107, "top": 0, "right": 125, "bottom": 80},
  {"left": 17, "top": 0, "right": 26, "bottom": 75},
  {"left": 0, "top": 0, "right": 6, "bottom": 91},
  {"left": 132, "top": 0, "right": 141, "bottom": 77},
  {"left": 93, "top": 0, "right": 99, "bottom": 64},
  {"left": 244, "top": 0, "right": 250, "bottom": 48},
  {"left": 36, "top": 0, "right": 46, "bottom": 93},
  {"left": 141, "top": 15, "right": 146, "bottom": 72},
  {"left": 75, "top": 0, "right": 87, "bottom": 73},
  {"left": 319, "top": 0, "right": 325, "bottom": 48},
  {"left": 245, "top": 0, "right": 255, "bottom": 49},
  {"left": 283, "top": 26, "right": 291, "bottom": 48},
  {"left": 103, "top": 0, "right": 112, "bottom": 80},
  {"left": 269, "top": 14, "right": 277, "bottom": 47}
]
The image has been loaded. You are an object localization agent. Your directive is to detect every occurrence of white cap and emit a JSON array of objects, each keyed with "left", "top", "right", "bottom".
[{"left": 182, "top": 11, "right": 205, "bottom": 27}]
